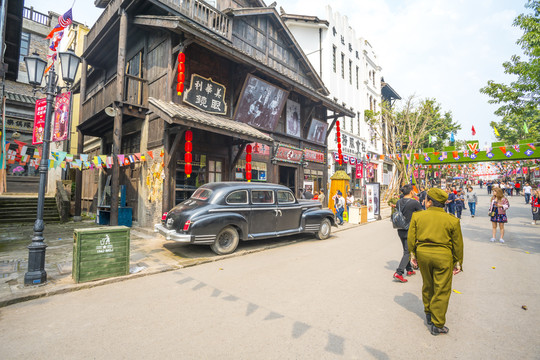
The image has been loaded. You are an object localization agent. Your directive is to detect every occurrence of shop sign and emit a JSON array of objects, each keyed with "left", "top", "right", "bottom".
[
  {"left": 251, "top": 142, "right": 271, "bottom": 156},
  {"left": 52, "top": 92, "right": 71, "bottom": 142},
  {"left": 184, "top": 74, "right": 227, "bottom": 115},
  {"left": 274, "top": 144, "right": 303, "bottom": 164},
  {"left": 355, "top": 163, "right": 363, "bottom": 179},
  {"left": 6, "top": 118, "right": 33, "bottom": 132},
  {"left": 303, "top": 148, "right": 325, "bottom": 163}
]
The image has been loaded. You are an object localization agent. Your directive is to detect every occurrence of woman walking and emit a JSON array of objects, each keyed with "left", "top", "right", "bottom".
[
  {"left": 489, "top": 187, "right": 510, "bottom": 243},
  {"left": 466, "top": 186, "right": 478, "bottom": 217},
  {"left": 531, "top": 186, "right": 540, "bottom": 225}
]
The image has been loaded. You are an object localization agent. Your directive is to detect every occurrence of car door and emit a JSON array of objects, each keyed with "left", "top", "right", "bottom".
[
  {"left": 248, "top": 189, "right": 277, "bottom": 239},
  {"left": 276, "top": 189, "right": 303, "bottom": 235}
]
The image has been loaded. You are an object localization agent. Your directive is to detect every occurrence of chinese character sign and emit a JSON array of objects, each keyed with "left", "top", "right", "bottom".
[
  {"left": 52, "top": 92, "right": 71, "bottom": 142},
  {"left": 184, "top": 74, "right": 227, "bottom": 115},
  {"left": 355, "top": 162, "right": 363, "bottom": 179},
  {"left": 32, "top": 98, "right": 47, "bottom": 145}
]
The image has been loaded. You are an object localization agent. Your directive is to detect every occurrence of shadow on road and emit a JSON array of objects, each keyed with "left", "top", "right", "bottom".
[{"left": 394, "top": 292, "right": 424, "bottom": 321}]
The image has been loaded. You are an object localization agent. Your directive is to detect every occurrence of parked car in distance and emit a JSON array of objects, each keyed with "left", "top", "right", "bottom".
[{"left": 154, "top": 182, "right": 336, "bottom": 255}]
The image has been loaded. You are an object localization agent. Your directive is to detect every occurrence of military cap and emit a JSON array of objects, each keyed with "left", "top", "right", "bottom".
[{"left": 427, "top": 187, "right": 448, "bottom": 204}]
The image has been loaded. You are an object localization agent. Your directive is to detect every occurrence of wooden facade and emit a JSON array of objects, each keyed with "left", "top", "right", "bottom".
[{"left": 77, "top": 0, "right": 353, "bottom": 227}]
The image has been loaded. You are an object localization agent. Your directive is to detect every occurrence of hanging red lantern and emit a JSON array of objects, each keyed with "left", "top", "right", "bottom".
[
  {"left": 185, "top": 130, "right": 193, "bottom": 178},
  {"left": 336, "top": 120, "right": 342, "bottom": 165},
  {"left": 177, "top": 52, "right": 186, "bottom": 96},
  {"left": 246, "top": 144, "right": 252, "bottom": 182}
]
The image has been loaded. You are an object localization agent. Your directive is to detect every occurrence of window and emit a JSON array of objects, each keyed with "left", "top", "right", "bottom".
[
  {"left": 357, "top": 112, "right": 361, "bottom": 136},
  {"left": 252, "top": 190, "right": 274, "bottom": 204},
  {"left": 356, "top": 66, "right": 359, "bottom": 89},
  {"left": 191, "top": 188, "right": 213, "bottom": 201},
  {"left": 226, "top": 190, "right": 248, "bottom": 204},
  {"left": 341, "top": 53, "right": 345, "bottom": 79},
  {"left": 332, "top": 46, "right": 337, "bottom": 73},
  {"left": 373, "top": 74, "right": 376, "bottom": 87},
  {"left": 208, "top": 160, "right": 222, "bottom": 183},
  {"left": 19, "top": 32, "right": 30, "bottom": 64},
  {"left": 277, "top": 190, "right": 295, "bottom": 204},
  {"left": 349, "top": 60, "right": 352, "bottom": 85},
  {"left": 121, "top": 132, "right": 141, "bottom": 153}
]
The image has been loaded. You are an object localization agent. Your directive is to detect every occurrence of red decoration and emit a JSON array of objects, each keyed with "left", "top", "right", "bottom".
[
  {"left": 336, "top": 120, "right": 342, "bottom": 165},
  {"left": 185, "top": 130, "right": 193, "bottom": 178},
  {"left": 177, "top": 52, "right": 186, "bottom": 96},
  {"left": 246, "top": 144, "right": 252, "bottom": 182}
]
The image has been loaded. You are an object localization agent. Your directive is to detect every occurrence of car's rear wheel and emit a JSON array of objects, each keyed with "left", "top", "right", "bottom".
[
  {"left": 210, "top": 226, "right": 240, "bottom": 255},
  {"left": 315, "top": 218, "right": 331, "bottom": 240}
]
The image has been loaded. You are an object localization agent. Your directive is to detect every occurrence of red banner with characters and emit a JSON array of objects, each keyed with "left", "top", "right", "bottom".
[
  {"left": 32, "top": 98, "right": 47, "bottom": 145},
  {"left": 355, "top": 162, "right": 363, "bottom": 179},
  {"left": 52, "top": 92, "right": 71, "bottom": 142}
]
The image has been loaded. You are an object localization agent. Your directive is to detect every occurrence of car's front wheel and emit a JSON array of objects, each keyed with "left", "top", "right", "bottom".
[
  {"left": 315, "top": 218, "right": 331, "bottom": 240},
  {"left": 210, "top": 226, "right": 240, "bottom": 255}
]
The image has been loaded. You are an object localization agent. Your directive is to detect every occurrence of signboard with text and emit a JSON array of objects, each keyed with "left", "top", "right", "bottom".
[
  {"left": 52, "top": 92, "right": 71, "bottom": 142},
  {"left": 274, "top": 144, "right": 303, "bottom": 164},
  {"left": 32, "top": 98, "right": 47, "bottom": 145},
  {"left": 303, "top": 148, "right": 325, "bottom": 163},
  {"left": 184, "top": 74, "right": 227, "bottom": 115}
]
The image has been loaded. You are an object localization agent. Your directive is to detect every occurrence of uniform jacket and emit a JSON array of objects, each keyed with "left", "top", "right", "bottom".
[
  {"left": 407, "top": 207, "right": 464, "bottom": 270},
  {"left": 489, "top": 197, "right": 509, "bottom": 215}
]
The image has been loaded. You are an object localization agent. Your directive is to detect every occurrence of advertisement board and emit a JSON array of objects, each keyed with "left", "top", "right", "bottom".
[{"left": 366, "top": 182, "right": 380, "bottom": 220}]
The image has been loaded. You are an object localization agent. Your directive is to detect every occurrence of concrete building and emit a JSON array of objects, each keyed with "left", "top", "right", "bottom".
[{"left": 283, "top": 5, "right": 396, "bottom": 199}]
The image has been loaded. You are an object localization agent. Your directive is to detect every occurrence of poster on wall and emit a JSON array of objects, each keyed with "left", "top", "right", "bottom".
[
  {"left": 306, "top": 118, "right": 327, "bottom": 144},
  {"left": 285, "top": 99, "right": 301, "bottom": 137},
  {"left": 32, "top": 98, "right": 47, "bottom": 145},
  {"left": 366, "top": 182, "right": 380, "bottom": 220},
  {"left": 234, "top": 74, "right": 288, "bottom": 131},
  {"left": 52, "top": 92, "right": 71, "bottom": 142}
]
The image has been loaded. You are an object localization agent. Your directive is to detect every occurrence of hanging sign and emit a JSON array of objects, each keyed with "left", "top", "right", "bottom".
[
  {"left": 355, "top": 162, "right": 363, "bottom": 179},
  {"left": 32, "top": 98, "right": 47, "bottom": 145},
  {"left": 303, "top": 148, "right": 325, "bottom": 163},
  {"left": 274, "top": 144, "right": 302, "bottom": 164},
  {"left": 52, "top": 92, "right": 71, "bottom": 142},
  {"left": 183, "top": 74, "right": 227, "bottom": 115}
]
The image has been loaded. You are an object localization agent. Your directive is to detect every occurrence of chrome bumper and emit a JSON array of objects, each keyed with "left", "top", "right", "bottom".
[{"left": 154, "top": 224, "right": 193, "bottom": 243}]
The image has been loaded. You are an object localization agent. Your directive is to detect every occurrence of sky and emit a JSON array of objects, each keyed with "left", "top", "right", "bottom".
[{"left": 24, "top": 0, "right": 529, "bottom": 149}]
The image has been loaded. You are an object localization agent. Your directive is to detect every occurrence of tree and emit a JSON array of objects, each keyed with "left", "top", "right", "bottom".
[
  {"left": 480, "top": 0, "right": 540, "bottom": 142},
  {"left": 417, "top": 99, "right": 461, "bottom": 150},
  {"left": 366, "top": 96, "right": 458, "bottom": 198}
]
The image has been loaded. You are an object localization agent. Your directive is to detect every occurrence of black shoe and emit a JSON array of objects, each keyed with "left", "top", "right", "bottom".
[
  {"left": 426, "top": 313, "right": 433, "bottom": 325},
  {"left": 430, "top": 325, "right": 449, "bottom": 336}
]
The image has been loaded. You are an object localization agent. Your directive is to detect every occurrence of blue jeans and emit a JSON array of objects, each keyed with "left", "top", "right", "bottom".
[
  {"left": 336, "top": 207, "right": 344, "bottom": 224},
  {"left": 447, "top": 203, "right": 455, "bottom": 215},
  {"left": 525, "top": 193, "right": 531, "bottom": 204},
  {"left": 468, "top": 202, "right": 476, "bottom": 216}
]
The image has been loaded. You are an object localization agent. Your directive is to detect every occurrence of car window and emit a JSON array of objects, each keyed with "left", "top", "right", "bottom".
[
  {"left": 226, "top": 190, "right": 248, "bottom": 204},
  {"left": 191, "top": 188, "right": 213, "bottom": 201},
  {"left": 277, "top": 190, "right": 295, "bottom": 204},
  {"left": 252, "top": 190, "right": 274, "bottom": 204}
]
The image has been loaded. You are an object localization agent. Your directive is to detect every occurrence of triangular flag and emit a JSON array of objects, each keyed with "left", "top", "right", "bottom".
[
  {"left": 523, "top": 123, "right": 529, "bottom": 134},
  {"left": 160, "top": 149, "right": 164, "bottom": 157},
  {"left": 499, "top": 146, "right": 506, "bottom": 154},
  {"left": 528, "top": 143, "right": 536, "bottom": 150},
  {"left": 134, "top": 153, "right": 141, "bottom": 161},
  {"left": 49, "top": 159, "right": 55, "bottom": 168},
  {"left": 471, "top": 126, "right": 476, "bottom": 136},
  {"left": 99, "top": 155, "right": 107, "bottom": 164},
  {"left": 66, "top": 154, "right": 74, "bottom": 162},
  {"left": 93, "top": 156, "right": 100, "bottom": 167},
  {"left": 124, "top": 157, "right": 131, "bottom": 166},
  {"left": 147, "top": 151, "right": 154, "bottom": 160},
  {"left": 494, "top": 126, "right": 500, "bottom": 137},
  {"left": 513, "top": 145, "right": 520, "bottom": 153},
  {"left": 117, "top": 154, "right": 125, "bottom": 165},
  {"left": 140, "top": 154, "right": 146, "bottom": 162}
]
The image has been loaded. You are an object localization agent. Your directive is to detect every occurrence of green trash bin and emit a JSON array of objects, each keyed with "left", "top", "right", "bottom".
[{"left": 73, "top": 226, "right": 130, "bottom": 283}]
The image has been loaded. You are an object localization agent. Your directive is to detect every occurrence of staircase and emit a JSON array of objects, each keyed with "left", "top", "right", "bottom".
[{"left": 0, "top": 197, "right": 61, "bottom": 224}]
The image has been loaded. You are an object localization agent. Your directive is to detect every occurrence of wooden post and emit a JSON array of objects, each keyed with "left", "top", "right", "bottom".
[
  {"left": 74, "top": 57, "right": 87, "bottom": 221},
  {"left": 111, "top": 8, "right": 128, "bottom": 226}
]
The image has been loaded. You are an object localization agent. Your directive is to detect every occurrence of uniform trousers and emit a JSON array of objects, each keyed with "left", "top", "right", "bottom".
[{"left": 417, "top": 246, "right": 453, "bottom": 328}]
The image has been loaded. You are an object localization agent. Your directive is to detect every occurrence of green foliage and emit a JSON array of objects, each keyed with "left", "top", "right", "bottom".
[
  {"left": 480, "top": 1, "right": 540, "bottom": 119},
  {"left": 417, "top": 99, "right": 461, "bottom": 149},
  {"left": 489, "top": 108, "right": 540, "bottom": 143}
]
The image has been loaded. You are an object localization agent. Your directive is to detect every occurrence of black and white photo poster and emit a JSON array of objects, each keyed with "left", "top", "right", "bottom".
[
  {"left": 306, "top": 118, "right": 328, "bottom": 144},
  {"left": 286, "top": 99, "right": 301, "bottom": 137}
]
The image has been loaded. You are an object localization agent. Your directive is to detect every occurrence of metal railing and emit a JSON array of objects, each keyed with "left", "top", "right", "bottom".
[{"left": 22, "top": 7, "right": 50, "bottom": 26}]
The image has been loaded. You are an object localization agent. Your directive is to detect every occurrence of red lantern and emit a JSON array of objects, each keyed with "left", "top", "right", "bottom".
[
  {"left": 245, "top": 144, "right": 252, "bottom": 182},
  {"left": 185, "top": 130, "right": 193, "bottom": 178},
  {"left": 246, "top": 163, "right": 252, "bottom": 172},
  {"left": 246, "top": 153, "right": 252, "bottom": 162},
  {"left": 246, "top": 172, "right": 252, "bottom": 181},
  {"left": 177, "top": 52, "right": 186, "bottom": 96}
]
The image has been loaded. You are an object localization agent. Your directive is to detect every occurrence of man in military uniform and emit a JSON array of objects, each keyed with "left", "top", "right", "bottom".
[{"left": 408, "top": 187, "right": 464, "bottom": 336}]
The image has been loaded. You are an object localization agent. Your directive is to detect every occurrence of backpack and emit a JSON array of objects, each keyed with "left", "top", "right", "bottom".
[{"left": 391, "top": 199, "right": 409, "bottom": 230}]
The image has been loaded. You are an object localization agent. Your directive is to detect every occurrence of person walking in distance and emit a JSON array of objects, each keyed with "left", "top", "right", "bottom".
[
  {"left": 523, "top": 183, "right": 532, "bottom": 204},
  {"left": 408, "top": 188, "right": 463, "bottom": 336},
  {"left": 446, "top": 188, "right": 456, "bottom": 215},
  {"left": 466, "top": 186, "right": 478, "bottom": 217},
  {"left": 531, "top": 185, "right": 540, "bottom": 225},
  {"left": 489, "top": 187, "right": 510, "bottom": 243},
  {"left": 455, "top": 189, "right": 465, "bottom": 219},
  {"left": 334, "top": 191, "right": 345, "bottom": 225},
  {"left": 318, "top": 190, "right": 326, "bottom": 207},
  {"left": 393, "top": 184, "right": 423, "bottom": 283}
]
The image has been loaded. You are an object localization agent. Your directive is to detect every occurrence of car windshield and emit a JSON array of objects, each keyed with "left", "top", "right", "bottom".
[{"left": 191, "top": 188, "right": 213, "bottom": 201}]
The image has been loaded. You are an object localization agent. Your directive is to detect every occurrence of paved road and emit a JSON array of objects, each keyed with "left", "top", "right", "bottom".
[{"left": 0, "top": 188, "right": 539, "bottom": 359}]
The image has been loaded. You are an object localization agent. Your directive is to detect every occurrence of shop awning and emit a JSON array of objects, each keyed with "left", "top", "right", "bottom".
[{"left": 149, "top": 97, "right": 274, "bottom": 145}]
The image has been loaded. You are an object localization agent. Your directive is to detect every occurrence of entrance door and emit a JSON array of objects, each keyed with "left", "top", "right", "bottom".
[{"left": 279, "top": 165, "right": 296, "bottom": 194}]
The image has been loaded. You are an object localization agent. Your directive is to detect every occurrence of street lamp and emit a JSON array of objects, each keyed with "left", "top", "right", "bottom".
[{"left": 23, "top": 50, "right": 81, "bottom": 285}]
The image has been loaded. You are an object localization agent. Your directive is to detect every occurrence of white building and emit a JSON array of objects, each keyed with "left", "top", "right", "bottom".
[{"left": 282, "top": 5, "right": 392, "bottom": 196}]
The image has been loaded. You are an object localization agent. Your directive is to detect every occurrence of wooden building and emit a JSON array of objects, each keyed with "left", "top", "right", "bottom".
[{"left": 77, "top": 0, "right": 353, "bottom": 227}]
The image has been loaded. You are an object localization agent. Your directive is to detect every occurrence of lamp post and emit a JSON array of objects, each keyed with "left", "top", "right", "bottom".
[{"left": 23, "top": 50, "right": 81, "bottom": 285}]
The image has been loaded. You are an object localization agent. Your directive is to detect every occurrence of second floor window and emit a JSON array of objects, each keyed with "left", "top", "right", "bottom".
[
  {"left": 356, "top": 66, "right": 359, "bottom": 89},
  {"left": 341, "top": 53, "right": 345, "bottom": 79},
  {"left": 349, "top": 60, "right": 352, "bottom": 85},
  {"left": 20, "top": 32, "right": 30, "bottom": 64},
  {"left": 332, "top": 46, "right": 337, "bottom": 73}
]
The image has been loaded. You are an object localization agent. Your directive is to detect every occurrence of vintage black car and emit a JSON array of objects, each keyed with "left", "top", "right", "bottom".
[{"left": 154, "top": 182, "right": 336, "bottom": 255}]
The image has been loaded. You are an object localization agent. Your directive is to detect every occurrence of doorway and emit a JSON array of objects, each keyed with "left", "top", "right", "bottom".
[{"left": 279, "top": 165, "right": 296, "bottom": 194}]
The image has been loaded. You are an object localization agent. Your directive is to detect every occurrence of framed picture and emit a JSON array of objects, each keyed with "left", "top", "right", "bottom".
[
  {"left": 306, "top": 118, "right": 328, "bottom": 144},
  {"left": 234, "top": 74, "right": 289, "bottom": 132},
  {"left": 285, "top": 99, "right": 301, "bottom": 137}
]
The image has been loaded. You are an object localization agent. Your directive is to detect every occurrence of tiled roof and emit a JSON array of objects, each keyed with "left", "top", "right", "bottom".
[
  {"left": 5, "top": 91, "right": 36, "bottom": 104},
  {"left": 148, "top": 97, "right": 274, "bottom": 144}
]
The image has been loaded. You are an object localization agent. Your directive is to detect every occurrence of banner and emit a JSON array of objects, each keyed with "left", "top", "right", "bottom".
[
  {"left": 355, "top": 162, "right": 363, "bottom": 179},
  {"left": 32, "top": 98, "right": 47, "bottom": 145},
  {"left": 52, "top": 92, "right": 71, "bottom": 142}
]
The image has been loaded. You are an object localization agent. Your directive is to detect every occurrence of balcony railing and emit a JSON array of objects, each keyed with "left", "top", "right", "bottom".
[{"left": 23, "top": 7, "right": 50, "bottom": 26}]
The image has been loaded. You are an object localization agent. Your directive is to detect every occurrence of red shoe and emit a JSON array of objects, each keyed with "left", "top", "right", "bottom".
[
  {"left": 407, "top": 270, "right": 417, "bottom": 276},
  {"left": 393, "top": 272, "right": 408, "bottom": 283}
]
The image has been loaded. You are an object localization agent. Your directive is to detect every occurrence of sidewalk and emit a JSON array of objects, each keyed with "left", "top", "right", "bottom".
[{"left": 0, "top": 206, "right": 392, "bottom": 307}]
